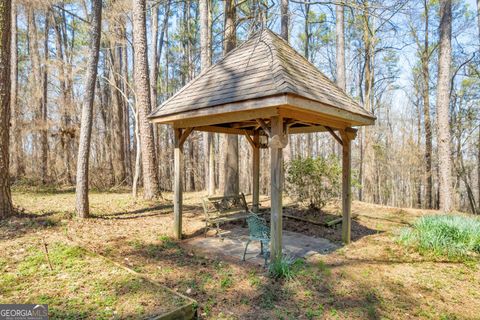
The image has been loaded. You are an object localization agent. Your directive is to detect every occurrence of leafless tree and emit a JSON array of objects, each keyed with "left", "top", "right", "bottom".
[
  {"left": 281, "top": 0, "right": 289, "bottom": 40},
  {"left": 335, "top": 1, "right": 346, "bottom": 91},
  {"left": 132, "top": 0, "right": 160, "bottom": 199},
  {"left": 200, "top": 0, "right": 214, "bottom": 195},
  {"left": 75, "top": 0, "right": 102, "bottom": 218},
  {"left": 10, "top": 0, "right": 23, "bottom": 179},
  {"left": 0, "top": 0, "right": 13, "bottom": 219},
  {"left": 223, "top": 0, "right": 239, "bottom": 196},
  {"left": 436, "top": 0, "right": 453, "bottom": 212}
]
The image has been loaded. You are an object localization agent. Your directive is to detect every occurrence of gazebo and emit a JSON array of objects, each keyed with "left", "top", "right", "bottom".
[{"left": 148, "top": 29, "right": 375, "bottom": 260}]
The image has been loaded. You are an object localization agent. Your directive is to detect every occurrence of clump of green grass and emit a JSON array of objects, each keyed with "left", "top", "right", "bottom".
[
  {"left": 399, "top": 214, "right": 480, "bottom": 258},
  {"left": 268, "top": 257, "right": 305, "bottom": 280},
  {"left": 159, "top": 235, "right": 176, "bottom": 249}
]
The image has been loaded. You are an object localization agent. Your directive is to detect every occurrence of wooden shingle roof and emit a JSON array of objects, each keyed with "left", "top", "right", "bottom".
[{"left": 149, "top": 29, "right": 375, "bottom": 128}]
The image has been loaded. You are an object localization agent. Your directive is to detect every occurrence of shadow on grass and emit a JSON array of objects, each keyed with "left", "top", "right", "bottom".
[
  {"left": 273, "top": 207, "right": 380, "bottom": 244},
  {"left": 0, "top": 201, "right": 201, "bottom": 241},
  {"left": 107, "top": 234, "right": 425, "bottom": 319},
  {"left": 12, "top": 185, "right": 136, "bottom": 195},
  {"left": 11, "top": 185, "right": 76, "bottom": 195},
  {"left": 0, "top": 211, "right": 62, "bottom": 241},
  {"left": 359, "top": 213, "right": 413, "bottom": 227},
  {"left": 93, "top": 204, "right": 200, "bottom": 220}
]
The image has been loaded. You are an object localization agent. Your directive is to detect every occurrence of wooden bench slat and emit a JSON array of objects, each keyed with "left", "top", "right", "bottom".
[
  {"left": 210, "top": 214, "right": 251, "bottom": 223},
  {"left": 202, "top": 193, "right": 250, "bottom": 236}
]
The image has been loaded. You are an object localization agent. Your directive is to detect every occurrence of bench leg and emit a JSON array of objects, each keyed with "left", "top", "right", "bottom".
[
  {"left": 204, "top": 221, "right": 209, "bottom": 237},
  {"left": 260, "top": 241, "right": 264, "bottom": 255},
  {"left": 262, "top": 242, "right": 269, "bottom": 267},
  {"left": 242, "top": 240, "right": 251, "bottom": 261}
]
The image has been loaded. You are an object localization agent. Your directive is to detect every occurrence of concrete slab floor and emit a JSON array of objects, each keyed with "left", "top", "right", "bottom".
[{"left": 183, "top": 227, "right": 340, "bottom": 266}]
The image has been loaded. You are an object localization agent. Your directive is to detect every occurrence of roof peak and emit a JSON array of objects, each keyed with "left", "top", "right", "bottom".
[{"left": 149, "top": 28, "right": 374, "bottom": 123}]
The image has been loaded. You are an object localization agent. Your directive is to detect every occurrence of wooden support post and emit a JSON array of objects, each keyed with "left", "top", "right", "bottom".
[
  {"left": 252, "top": 131, "right": 260, "bottom": 213},
  {"left": 173, "top": 128, "right": 186, "bottom": 240},
  {"left": 340, "top": 128, "right": 355, "bottom": 244},
  {"left": 270, "top": 116, "right": 286, "bottom": 261},
  {"left": 208, "top": 133, "right": 215, "bottom": 196}
]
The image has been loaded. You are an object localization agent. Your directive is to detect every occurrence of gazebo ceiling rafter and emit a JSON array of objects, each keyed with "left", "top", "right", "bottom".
[{"left": 148, "top": 29, "right": 375, "bottom": 260}]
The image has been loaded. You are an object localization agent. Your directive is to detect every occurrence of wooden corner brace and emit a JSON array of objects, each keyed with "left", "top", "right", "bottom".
[
  {"left": 243, "top": 130, "right": 259, "bottom": 149},
  {"left": 326, "top": 126, "right": 343, "bottom": 146},
  {"left": 174, "top": 127, "right": 194, "bottom": 148}
]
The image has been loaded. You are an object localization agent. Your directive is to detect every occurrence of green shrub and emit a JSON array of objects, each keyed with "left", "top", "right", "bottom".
[
  {"left": 286, "top": 156, "right": 341, "bottom": 209},
  {"left": 399, "top": 214, "right": 480, "bottom": 258}
]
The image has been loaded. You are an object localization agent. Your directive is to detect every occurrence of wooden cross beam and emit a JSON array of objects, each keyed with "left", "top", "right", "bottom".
[{"left": 256, "top": 118, "right": 271, "bottom": 137}]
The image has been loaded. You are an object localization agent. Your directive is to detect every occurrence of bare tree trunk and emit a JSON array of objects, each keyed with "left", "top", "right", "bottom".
[
  {"left": 109, "top": 37, "right": 126, "bottom": 185},
  {"left": 335, "top": 2, "right": 346, "bottom": 91},
  {"left": 132, "top": 0, "right": 160, "bottom": 199},
  {"left": 456, "top": 134, "right": 477, "bottom": 214},
  {"left": 476, "top": 0, "right": 480, "bottom": 212},
  {"left": 188, "top": 142, "right": 195, "bottom": 190},
  {"left": 303, "top": 3, "right": 313, "bottom": 157},
  {"left": 10, "top": 0, "right": 23, "bottom": 178},
  {"left": 121, "top": 20, "right": 132, "bottom": 185},
  {"left": 101, "top": 63, "right": 115, "bottom": 186},
  {"left": 422, "top": 0, "right": 433, "bottom": 208},
  {"left": 281, "top": 0, "right": 289, "bottom": 41},
  {"left": 41, "top": 10, "right": 49, "bottom": 185},
  {"left": 477, "top": 0, "right": 480, "bottom": 41},
  {"left": 436, "top": 0, "right": 453, "bottom": 212},
  {"left": 183, "top": 0, "right": 196, "bottom": 192},
  {"left": 200, "top": 0, "right": 214, "bottom": 194},
  {"left": 334, "top": 3, "right": 346, "bottom": 158},
  {"left": 415, "top": 99, "right": 422, "bottom": 207},
  {"left": 132, "top": 108, "right": 142, "bottom": 197},
  {"left": 154, "top": 1, "right": 170, "bottom": 190},
  {"left": 149, "top": 3, "right": 160, "bottom": 176},
  {"left": 28, "top": 9, "right": 45, "bottom": 183},
  {"left": 0, "top": 0, "right": 13, "bottom": 219},
  {"left": 223, "top": 0, "right": 239, "bottom": 195},
  {"left": 303, "top": 3, "right": 310, "bottom": 60},
  {"left": 362, "top": 2, "right": 375, "bottom": 203},
  {"left": 75, "top": 0, "right": 102, "bottom": 218},
  {"left": 156, "top": 1, "right": 170, "bottom": 68},
  {"left": 150, "top": 4, "right": 158, "bottom": 113},
  {"left": 53, "top": 16, "right": 71, "bottom": 184}
]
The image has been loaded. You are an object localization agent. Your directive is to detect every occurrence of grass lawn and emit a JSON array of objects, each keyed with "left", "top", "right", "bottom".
[
  {"left": 1, "top": 188, "right": 479, "bottom": 319},
  {"left": 0, "top": 241, "right": 192, "bottom": 319}
]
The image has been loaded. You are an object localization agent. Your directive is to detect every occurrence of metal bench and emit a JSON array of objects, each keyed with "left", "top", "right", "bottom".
[{"left": 202, "top": 193, "right": 251, "bottom": 237}]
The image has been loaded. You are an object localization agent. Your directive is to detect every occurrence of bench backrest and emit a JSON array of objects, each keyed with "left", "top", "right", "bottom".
[
  {"left": 246, "top": 214, "right": 270, "bottom": 240},
  {"left": 202, "top": 193, "right": 248, "bottom": 217}
]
